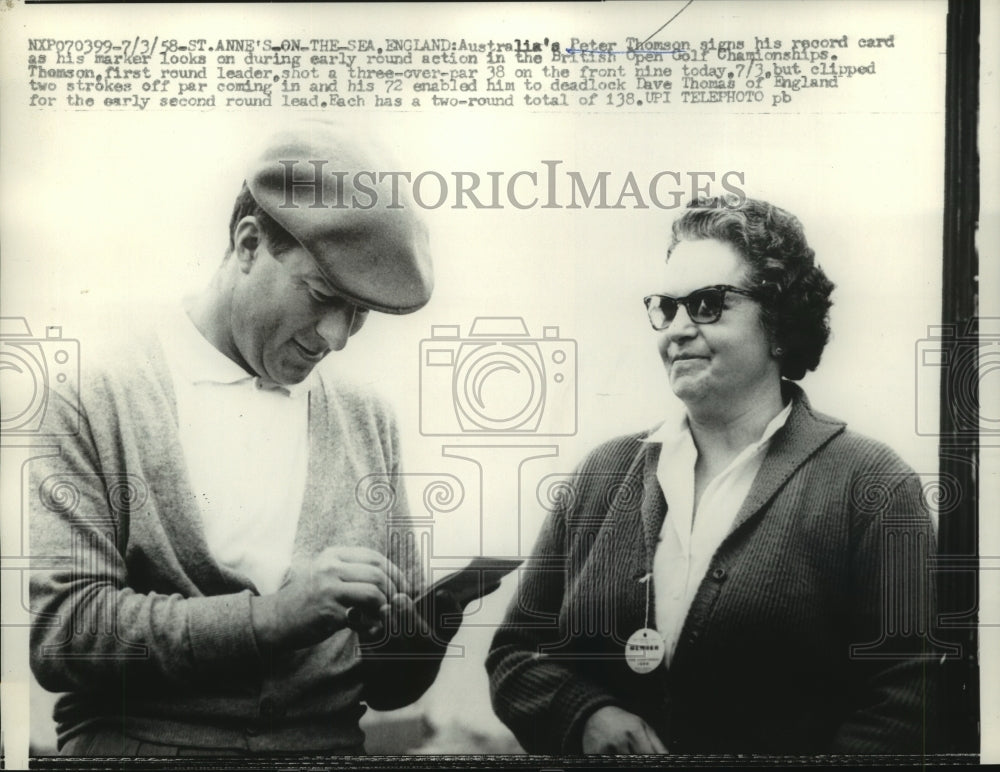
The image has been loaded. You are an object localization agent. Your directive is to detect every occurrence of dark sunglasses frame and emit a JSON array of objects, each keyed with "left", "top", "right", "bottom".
[{"left": 643, "top": 284, "right": 760, "bottom": 329}]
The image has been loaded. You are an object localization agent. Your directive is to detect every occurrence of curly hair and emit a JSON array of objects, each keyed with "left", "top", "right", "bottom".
[
  {"left": 667, "top": 196, "right": 835, "bottom": 380},
  {"left": 225, "top": 182, "right": 300, "bottom": 259}
]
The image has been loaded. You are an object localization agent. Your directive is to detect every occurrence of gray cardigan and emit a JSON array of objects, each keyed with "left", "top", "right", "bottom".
[
  {"left": 487, "top": 383, "right": 943, "bottom": 756},
  {"left": 29, "top": 328, "right": 425, "bottom": 752}
]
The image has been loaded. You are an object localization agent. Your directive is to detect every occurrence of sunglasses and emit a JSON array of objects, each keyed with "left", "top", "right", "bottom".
[{"left": 643, "top": 284, "right": 760, "bottom": 329}]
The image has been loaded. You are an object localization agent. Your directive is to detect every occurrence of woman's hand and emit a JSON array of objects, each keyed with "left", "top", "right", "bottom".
[{"left": 582, "top": 705, "right": 668, "bottom": 754}]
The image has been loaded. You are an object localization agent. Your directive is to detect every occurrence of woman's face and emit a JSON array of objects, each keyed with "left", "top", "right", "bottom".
[{"left": 655, "top": 238, "right": 781, "bottom": 410}]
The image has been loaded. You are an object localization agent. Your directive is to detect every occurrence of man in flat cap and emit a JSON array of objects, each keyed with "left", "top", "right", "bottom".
[{"left": 29, "top": 123, "right": 451, "bottom": 756}]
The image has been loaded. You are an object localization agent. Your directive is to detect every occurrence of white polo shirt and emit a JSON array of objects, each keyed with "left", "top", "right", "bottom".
[
  {"left": 645, "top": 402, "right": 792, "bottom": 665},
  {"left": 158, "top": 306, "right": 314, "bottom": 596}
]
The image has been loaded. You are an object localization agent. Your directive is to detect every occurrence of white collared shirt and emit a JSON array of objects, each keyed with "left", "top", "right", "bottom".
[
  {"left": 645, "top": 401, "right": 792, "bottom": 665},
  {"left": 158, "top": 305, "right": 314, "bottom": 595}
]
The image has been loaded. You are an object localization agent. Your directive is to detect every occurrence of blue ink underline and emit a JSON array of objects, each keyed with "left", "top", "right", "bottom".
[{"left": 564, "top": 48, "right": 683, "bottom": 55}]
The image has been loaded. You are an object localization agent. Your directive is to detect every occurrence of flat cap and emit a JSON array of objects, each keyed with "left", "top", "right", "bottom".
[{"left": 247, "top": 122, "right": 433, "bottom": 314}]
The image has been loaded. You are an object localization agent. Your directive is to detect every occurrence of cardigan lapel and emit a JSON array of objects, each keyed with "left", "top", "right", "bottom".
[
  {"left": 292, "top": 382, "right": 330, "bottom": 557},
  {"left": 638, "top": 440, "right": 668, "bottom": 571},
  {"left": 139, "top": 330, "right": 257, "bottom": 595},
  {"left": 726, "top": 382, "right": 845, "bottom": 539}
]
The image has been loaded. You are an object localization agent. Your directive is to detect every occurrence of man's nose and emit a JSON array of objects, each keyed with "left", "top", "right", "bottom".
[{"left": 316, "top": 304, "right": 358, "bottom": 352}]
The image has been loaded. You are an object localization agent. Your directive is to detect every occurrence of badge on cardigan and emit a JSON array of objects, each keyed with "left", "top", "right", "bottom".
[{"left": 625, "top": 627, "right": 665, "bottom": 674}]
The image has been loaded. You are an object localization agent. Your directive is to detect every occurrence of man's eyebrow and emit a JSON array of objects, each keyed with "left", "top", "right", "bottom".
[
  {"left": 303, "top": 276, "right": 371, "bottom": 313},
  {"left": 302, "top": 272, "right": 337, "bottom": 294},
  {"left": 300, "top": 268, "right": 371, "bottom": 311},
  {"left": 297, "top": 251, "right": 339, "bottom": 293}
]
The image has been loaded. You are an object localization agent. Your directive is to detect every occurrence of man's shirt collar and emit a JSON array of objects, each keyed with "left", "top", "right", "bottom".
[{"left": 161, "top": 303, "right": 315, "bottom": 399}]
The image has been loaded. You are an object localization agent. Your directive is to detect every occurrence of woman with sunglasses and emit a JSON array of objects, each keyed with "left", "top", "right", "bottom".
[{"left": 487, "top": 197, "right": 939, "bottom": 756}]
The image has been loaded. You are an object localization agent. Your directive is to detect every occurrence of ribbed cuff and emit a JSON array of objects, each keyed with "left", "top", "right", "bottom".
[
  {"left": 186, "top": 591, "right": 260, "bottom": 672},
  {"left": 551, "top": 677, "right": 620, "bottom": 754}
]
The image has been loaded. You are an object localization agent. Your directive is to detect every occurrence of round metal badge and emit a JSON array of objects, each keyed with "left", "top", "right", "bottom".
[{"left": 625, "top": 627, "right": 665, "bottom": 674}]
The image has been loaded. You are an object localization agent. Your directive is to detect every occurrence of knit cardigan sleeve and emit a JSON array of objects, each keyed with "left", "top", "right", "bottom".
[
  {"left": 29, "top": 384, "right": 262, "bottom": 694},
  {"left": 832, "top": 460, "right": 941, "bottom": 753},
  {"left": 485, "top": 446, "right": 624, "bottom": 754}
]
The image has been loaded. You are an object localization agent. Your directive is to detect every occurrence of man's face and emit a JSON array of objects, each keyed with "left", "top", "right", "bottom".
[{"left": 229, "top": 238, "right": 368, "bottom": 385}]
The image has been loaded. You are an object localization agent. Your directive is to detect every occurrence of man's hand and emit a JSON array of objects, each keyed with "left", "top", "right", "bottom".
[
  {"left": 581, "top": 705, "right": 668, "bottom": 754},
  {"left": 360, "top": 593, "right": 428, "bottom": 646},
  {"left": 250, "top": 546, "right": 409, "bottom": 652},
  {"left": 356, "top": 590, "right": 462, "bottom": 657}
]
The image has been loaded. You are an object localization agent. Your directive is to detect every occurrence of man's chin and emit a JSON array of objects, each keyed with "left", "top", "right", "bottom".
[{"left": 267, "top": 358, "right": 316, "bottom": 387}]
